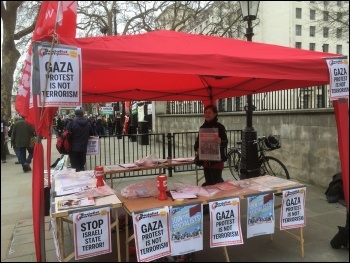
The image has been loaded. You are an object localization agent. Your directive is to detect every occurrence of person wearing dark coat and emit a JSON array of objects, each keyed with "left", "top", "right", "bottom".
[
  {"left": 10, "top": 117, "right": 35, "bottom": 172},
  {"left": 67, "top": 110, "right": 94, "bottom": 172},
  {"left": 194, "top": 104, "right": 228, "bottom": 186}
]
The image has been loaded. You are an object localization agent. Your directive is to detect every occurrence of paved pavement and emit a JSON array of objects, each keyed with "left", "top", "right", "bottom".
[{"left": 1, "top": 139, "right": 349, "bottom": 262}]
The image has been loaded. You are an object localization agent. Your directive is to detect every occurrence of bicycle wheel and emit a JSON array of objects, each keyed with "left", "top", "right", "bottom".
[
  {"left": 260, "top": 156, "right": 290, "bottom": 180},
  {"left": 228, "top": 149, "right": 241, "bottom": 180}
]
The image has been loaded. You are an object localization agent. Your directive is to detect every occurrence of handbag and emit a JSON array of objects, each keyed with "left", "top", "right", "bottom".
[
  {"left": 29, "top": 136, "right": 36, "bottom": 148},
  {"left": 194, "top": 153, "right": 203, "bottom": 167}
]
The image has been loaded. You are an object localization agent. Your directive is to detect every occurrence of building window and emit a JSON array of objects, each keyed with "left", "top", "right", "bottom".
[
  {"left": 336, "top": 45, "right": 342, "bottom": 54},
  {"left": 337, "top": 12, "right": 342, "bottom": 21},
  {"left": 235, "top": 97, "right": 242, "bottom": 112},
  {"left": 296, "top": 8, "right": 302, "bottom": 19},
  {"left": 218, "top": 99, "right": 225, "bottom": 112},
  {"left": 309, "top": 43, "right": 316, "bottom": 51},
  {"left": 296, "top": 25, "right": 302, "bottom": 36},
  {"left": 295, "top": 42, "right": 302, "bottom": 49},
  {"left": 303, "top": 94, "right": 311, "bottom": 109},
  {"left": 227, "top": 98, "right": 232, "bottom": 112},
  {"left": 317, "top": 94, "right": 324, "bottom": 108},
  {"left": 310, "top": 10, "right": 316, "bottom": 20},
  {"left": 322, "top": 44, "right": 329, "bottom": 52},
  {"left": 323, "top": 27, "right": 329, "bottom": 38},
  {"left": 336, "top": 28, "right": 342, "bottom": 38},
  {"left": 310, "top": 26, "right": 316, "bottom": 37},
  {"left": 323, "top": 11, "right": 329, "bottom": 21}
]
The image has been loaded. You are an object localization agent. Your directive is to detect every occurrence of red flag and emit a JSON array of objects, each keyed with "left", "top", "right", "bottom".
[
  {"left": 189, "top": 204, "right": 202, "bottom": 217},
  {"left": 263, "top": 193, "right": 273, "bottom": 204},
  {"left": 15, "top": 2, "right": 77, "bottom": 262},
  {"left": 15, "top": 1, "right": 77, "bottom": 122}
]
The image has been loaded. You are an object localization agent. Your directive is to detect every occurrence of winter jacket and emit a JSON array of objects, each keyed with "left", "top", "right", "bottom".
[
  {"left": 194, "top": 117, "right": 228, "bottom": 168},
  {"left": 67, "top": 117, "right": 94, "bottom": 153},
  {"left": 10, "top": 119, "right": 35, "bottom": 148}
]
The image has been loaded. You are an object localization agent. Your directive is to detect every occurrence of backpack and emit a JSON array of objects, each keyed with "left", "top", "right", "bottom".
[
  {"left": 325, "top": 172, "right": 344, "bottom": 203},
  {"left": 56, "top": 129, "right": 72, "bottom": 154}
]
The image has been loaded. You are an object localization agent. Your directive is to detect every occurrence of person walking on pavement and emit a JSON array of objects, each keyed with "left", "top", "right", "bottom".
[
  {"left": 67, "top": 109, "right": 94, "bottom": 172},
  {"left": 10, "top": 117, "right": 35, "bottom": 172},
  {"left": 10, "top": 116, "right": 22, "bottom": 164},
  {"left": 1, "top": 115, "right": 9, "bottom": 163}
]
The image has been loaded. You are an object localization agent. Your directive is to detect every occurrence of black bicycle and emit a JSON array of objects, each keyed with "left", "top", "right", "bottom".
[{"left": 227, "top": 135, "right": 290, "bottom": 180}]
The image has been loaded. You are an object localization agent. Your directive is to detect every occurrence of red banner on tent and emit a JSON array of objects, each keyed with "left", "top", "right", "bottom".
[{"left": 14, "top": 2, "right": 77, "bottom": 262}]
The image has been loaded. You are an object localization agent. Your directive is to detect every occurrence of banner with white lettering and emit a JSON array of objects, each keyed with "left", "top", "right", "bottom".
[
  {"left": 132, "top": 206, "right": 171, "bottom": 262},
  {"left": 169, "top": 203, "right": 203, "bottom": 256},
  {"left": 280, "top": 187, "right": 306, "bottom": 230},
  {"left": 86, "top": 136, "right": 100, "bottom": 155},
  {"left": 246, "top": 193, "right": 275, "bottom": 238},
  {"left": 73, "top": 207, "right": 111, "bottom": 260},
  {"left": 32, "top": 42, "right": 82, "bottom": 107},
  {"left": 326, "top": 57, "right": 349, "bottom": 100},
  {"left": 100, "top": 107, "right": 114, "bottom": 115},
  {"left": 209, "top": 197, "right": 243, "bottom": 248}
]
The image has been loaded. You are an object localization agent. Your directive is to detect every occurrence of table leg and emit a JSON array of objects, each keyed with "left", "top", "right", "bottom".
[
  {"left": 56, "top": 217, "right": 64, "bottom": 260},
  {"left": 115, "top": 208, "right": 121, "bottom": 262},
  {"left": 125, "top": 213, "right": 129, "bottom": 262},
  {"left": 300, "top": 227, "right": 304, "bottom": 259}
]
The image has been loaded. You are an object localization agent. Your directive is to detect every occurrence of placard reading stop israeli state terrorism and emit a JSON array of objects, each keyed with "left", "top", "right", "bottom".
[
  {"left": 86, "top": 136, "right": 100, "bottom": 155},
  {"left": 73, "top": 207, "right": 111, "bottom": 260},
  {"left": 133, "top": 206, "right": 171, "bottom": 262},
  {"left": 32, "top": 42, "right": 82, "bottom": 107}
]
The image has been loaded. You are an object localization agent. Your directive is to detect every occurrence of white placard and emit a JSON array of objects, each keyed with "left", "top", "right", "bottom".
[
  {"left": 32, "top": 42, "right": 82, "bottom": 107},
  {"left": 133, "top": 206, "right": 171, "bottom": 262},
  {"left": 73, "top": 207, "right": 112, "bottom": 260},
  {"left": 326, "top": 57, "right": 349, "bottom": 100},
  {"left": 86, "top": 136, "right": 100, "bottom": 155},
  {"left": 209, "top": 197, "right": 243, "bottom": 248},
  {"left": 280, "top": 187, "right": 306, "bottom": 230}
]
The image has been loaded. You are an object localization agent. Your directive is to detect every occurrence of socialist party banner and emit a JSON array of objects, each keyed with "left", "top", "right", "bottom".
[
  {"left": 246, "top": 192, "right": 275, "bottom": 238},
  {"left": 169, "top": 203, "right": 203, "bottom": 256},
  {"left": 32, "top": 42, "right": 82, "bottom": 107}
]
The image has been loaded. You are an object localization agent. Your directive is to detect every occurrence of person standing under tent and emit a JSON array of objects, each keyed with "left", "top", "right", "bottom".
[
  {"left": 194, "top": 104, "right": 228, "bottom": 186},
  {"left": 67, "top": 109, "right": 94, "bottom": 172}
]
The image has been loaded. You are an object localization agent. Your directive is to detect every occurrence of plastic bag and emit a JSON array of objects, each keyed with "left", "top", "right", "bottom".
[
  {"left": 120, "top": 179, "right": 158, "bottom": 199},
  {"left": 135, "top": 154, "right": 160, "bottom": 167}
]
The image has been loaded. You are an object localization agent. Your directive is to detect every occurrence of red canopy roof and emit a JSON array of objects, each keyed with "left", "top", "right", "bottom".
[{"left": 59, "top": 30, "right": 339, "bottom": 103}]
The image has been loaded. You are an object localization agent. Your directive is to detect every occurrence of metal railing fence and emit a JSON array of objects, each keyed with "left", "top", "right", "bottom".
[
  {"left": 166, "top": 86, "right": 334, "bottom": 114},
  {"left": 85, "top": 130, "right": 242, "bottom": 178}
]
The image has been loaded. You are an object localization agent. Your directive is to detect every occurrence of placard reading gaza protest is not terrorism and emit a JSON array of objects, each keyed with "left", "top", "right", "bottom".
[{"left": 32, "top": 42, "right": 82, "bottom": 107}]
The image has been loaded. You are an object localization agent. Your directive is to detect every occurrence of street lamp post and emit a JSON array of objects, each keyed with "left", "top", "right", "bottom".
[
  {"left": 112, "top": 7, "right": 122, "bottom": 137},
  {"left": 239, "top": 1, "right": 260, "bottom": 179},
  {"left": 112, "top": 7, "right": 119, "bottom": 35}
]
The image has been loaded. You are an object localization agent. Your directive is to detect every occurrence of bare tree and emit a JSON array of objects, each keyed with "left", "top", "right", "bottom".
[
  {"left": 2, "top": 1, "right": 246, "bottom": 120},
  {"left": 1, "top": 1, "right": 40, "bottom": 120},
  {"left": 309, "top": 1, "right": 349, "bottom": 41}
]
